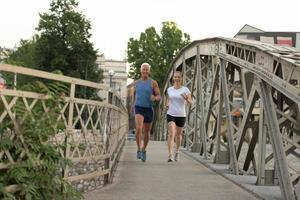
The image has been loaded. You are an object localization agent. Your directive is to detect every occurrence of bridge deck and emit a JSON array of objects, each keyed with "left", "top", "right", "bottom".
[{"left": 85, "top": 141, "right": 258, "bottom": 200}]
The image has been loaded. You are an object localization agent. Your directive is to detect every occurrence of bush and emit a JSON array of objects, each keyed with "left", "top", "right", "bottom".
[{"left": 0, "top": 80, "right": 82, "bottom": 200}]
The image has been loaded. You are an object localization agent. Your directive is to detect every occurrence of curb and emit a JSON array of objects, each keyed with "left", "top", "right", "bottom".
[{"left": 181, "top": 150, "right": 265, "bottom": 200}]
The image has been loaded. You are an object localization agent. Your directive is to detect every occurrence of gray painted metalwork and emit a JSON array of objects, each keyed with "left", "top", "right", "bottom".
[
  {"left": 220, "top": 60, "right": 239, "bottom": 175},
  {"left": 155, "top": 37, "right": 300, "bottom": 200},
  {"left": 259, "top": 80, "right": 295, "bottom": 199}
]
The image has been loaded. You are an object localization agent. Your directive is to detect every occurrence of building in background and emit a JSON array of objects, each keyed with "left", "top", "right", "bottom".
[
  {"left": 96, "top": 55, "right": 127, "bottom": 103},
  {"left": 235, "top": 24, "right": 300, "bottom": 49},
  {"left": 0, "top": 47, "right": 11, "bottom": 62}
]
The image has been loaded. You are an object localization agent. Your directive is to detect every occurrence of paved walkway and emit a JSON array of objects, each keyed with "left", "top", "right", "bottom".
[{"left": 85, "top": 141, "right": 258, "bottom": 200}]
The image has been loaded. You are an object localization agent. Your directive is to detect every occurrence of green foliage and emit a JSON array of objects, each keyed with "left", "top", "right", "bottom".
[
  {"left": 35, "top": 0, "right": 101, "bottom": 84},
  {"left": 127, "top": 21, "right": 190, "bottom": 86},
  {"left": 5, "top": 0, "right": 103, "bottom": 98},
  {"left": 0, "top": 81, "right": 82, "bottom": 199},
  {"left": 3, "top": 36, "right": 39, "bottom": 90},
  {"left": 4, "top": 36, "right": 39, "bottom": 68}
]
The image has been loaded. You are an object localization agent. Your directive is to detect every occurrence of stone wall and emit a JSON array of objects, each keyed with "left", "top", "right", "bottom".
[{"left": 70, "top": 160, "right": 106, "bottom": 192}]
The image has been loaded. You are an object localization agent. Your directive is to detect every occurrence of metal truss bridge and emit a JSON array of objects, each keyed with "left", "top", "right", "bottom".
[{"left": 155, "top": 37, "right": 300, "bottom": 200}]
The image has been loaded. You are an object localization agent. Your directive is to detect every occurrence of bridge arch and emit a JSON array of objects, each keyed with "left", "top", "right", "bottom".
[{"left": 155, "top": 37, "right": 300, "bottom": 200}]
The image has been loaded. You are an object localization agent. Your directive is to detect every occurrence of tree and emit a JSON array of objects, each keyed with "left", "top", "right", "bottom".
[
  {"left": 2, "top": 36, "right": 39, "bottom": 90},
  {"left": 5, "top": 36, "right": 38, "bottom": 68},
  {"left": 127, "top": 21, "right": 190, "bottom": 86},
  {"left": 35, "top": 0, "right": 101, "bottom": 84},
  {"left": 5, "top": 0, "right": 102, "bottom": 98}
]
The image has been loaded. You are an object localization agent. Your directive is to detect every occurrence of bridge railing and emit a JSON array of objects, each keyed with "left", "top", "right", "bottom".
[
  {"left": 155, "top": 37, "right": 300, "bottom": 200},
  {"left": 0, "top": 64, "right": 128, "bottom": 193}
]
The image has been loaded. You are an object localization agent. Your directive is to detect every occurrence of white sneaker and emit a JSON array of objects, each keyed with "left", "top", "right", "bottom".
[{"left": 174, "top": 152, "right": 179, "bottom": 161}]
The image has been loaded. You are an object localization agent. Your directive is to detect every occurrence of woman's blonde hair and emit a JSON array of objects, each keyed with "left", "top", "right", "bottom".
[
  {"left": 174, "top": 71, "right": 182, "bottom": 76},
  {"left": 172, "top": 71, "right": 183, "bottom": 84}
]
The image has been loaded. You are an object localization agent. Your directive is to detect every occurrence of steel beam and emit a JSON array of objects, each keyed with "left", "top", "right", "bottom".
[
  {"left": 236, "top": 85, "right": 259, "bottom": 158},
  {"left": 259, "top": 80, "right": 296, "bottom": 200},
  {"left": 196, "top": 47, "right": 208, "bottom": 158},
  {"left": 214, "top": 67, "right": 223, "bottom": 163},
  {"left": 257, "top": 108, "right": 267, "bottom": 185},
  {"left": 220, "top": 60, "right": 239, "bottom": 175}
]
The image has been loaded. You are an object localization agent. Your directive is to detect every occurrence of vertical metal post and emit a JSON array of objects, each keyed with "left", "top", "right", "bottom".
[
  {"left": 182, "top": 54, "right": 187, "bottom": 86},
  {"left": 182, "top": 54, "right": 191, "bottom": 151},
  {"left": 259, "top": 80, "right": 296, "bottom": 200},
  {"left": 257, "top": 108, "right": 266, "bottom": 185},
  {"left": 64, "top": 83, "right": 75, "bottom": 181},
  {"left": 220, "top": 60, "right": 239, "bottom": 175},
  {"left": 160, "top": 109, "right": 165, "bottom": 141},
  {"left": 191, "top": 49, "right": 201, "bottom": 153},
  {"left": 215, "top": 65, "right": 223, "bottom": 162},
  {"left": 104, "top": 150, "right": 111, "bottom": 184},
  {"left": 13, "top": 73, "right": 17, "bottom": 118},
  {"left": 14, "top": 72, "right": 17, "bottom": 90},
  {"left": 196, "top": 47, "right": 208, "bottom": 159},
  {"left": 104, "top": 97, "right": 112, "bottom": 184},
  {"left": 157, "top": 100, "right": 165, "bottom": 141},
  {"left": 163, "top": 80, "right": 170, "bottom": 141}
]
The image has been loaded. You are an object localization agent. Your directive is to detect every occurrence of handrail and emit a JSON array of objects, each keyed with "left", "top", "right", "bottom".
[
  {"left": 0, "top": 63, "right": 124, "bottom": 102},
  {"left": 0, "top": 64, "right": 129, "bottom": 195}
]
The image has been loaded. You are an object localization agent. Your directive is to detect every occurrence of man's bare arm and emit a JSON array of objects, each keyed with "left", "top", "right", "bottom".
[{"left": 151, "top": 80, "right": 161, "bottom": 101}]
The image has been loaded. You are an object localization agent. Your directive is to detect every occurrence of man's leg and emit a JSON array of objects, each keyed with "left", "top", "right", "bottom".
[
  {"left": 167, "top": 122, "right": 176, "bottom": 161},
  {"left": 142, "top": 122, "right": 152, "bottom": 151},
  {"left": 135, "top": 114, "right": 144, "bottom": 158},
  {"left": 139, "top": 122, "right": 151, "bottom": 162},
  {"left": 140, "top": 107, "right": 153, "bottom": 162}
]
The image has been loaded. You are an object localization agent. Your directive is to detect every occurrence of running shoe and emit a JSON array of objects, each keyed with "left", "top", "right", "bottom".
[
  {"left": 137, "top": 150, "right": 142, "bottom": 159},
  {"left": 141, "top": 151, "right": 146, "bottom": 162},
  {"left": 174, "top": 152, "right": 179, "bottom": 162}
]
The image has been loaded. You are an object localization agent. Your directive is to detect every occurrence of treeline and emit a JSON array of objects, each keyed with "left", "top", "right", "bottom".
[{"left": 4, "top": 0, "right": 102, "bottom": 98}]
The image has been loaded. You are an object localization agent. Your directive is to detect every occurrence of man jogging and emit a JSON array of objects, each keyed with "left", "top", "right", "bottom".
[{"left": 133, "top": 63, "right": 161, "bottom": 162}]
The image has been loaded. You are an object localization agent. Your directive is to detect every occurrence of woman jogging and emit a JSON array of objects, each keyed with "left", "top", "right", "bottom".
[{"left": 166, "top": 71, "right": 192, "bottom": 162}]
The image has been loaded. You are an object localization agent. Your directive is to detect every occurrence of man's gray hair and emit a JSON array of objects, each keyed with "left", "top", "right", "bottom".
[{"left": 140, "top": 63, "right": 151, "bottom": 70}]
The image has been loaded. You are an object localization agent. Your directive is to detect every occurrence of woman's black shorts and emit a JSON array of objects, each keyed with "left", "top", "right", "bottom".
[{"left": 166, "top": 114, "right": 186, "bottom": 127}]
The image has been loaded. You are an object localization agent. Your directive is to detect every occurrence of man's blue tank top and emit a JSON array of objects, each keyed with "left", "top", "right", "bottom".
[{"left": 135, "top": 79, "right": 153, "bottom": 108}]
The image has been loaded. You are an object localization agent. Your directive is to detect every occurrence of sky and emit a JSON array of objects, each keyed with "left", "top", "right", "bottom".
[{"left": 1, "top": 0, "right": 300, "bottom": 61}]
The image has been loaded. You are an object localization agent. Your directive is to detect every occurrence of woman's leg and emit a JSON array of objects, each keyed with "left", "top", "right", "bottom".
[
  {"left": 167, "top": 121, "right": 176, "bottom": 160},
  {"left": 175, "top": 127, "right": 184, "bottom": 151},
  {"left": 175, "top": 126, "right": 184, "bottom": 161}
]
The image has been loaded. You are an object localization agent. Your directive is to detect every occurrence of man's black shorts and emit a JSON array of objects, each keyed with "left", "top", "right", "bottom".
[
  {"left": 135, "top": 105, "right": 154, "bottom": 123},
  {"left": 166, "top": 114, "right": 186, "bottom": 127}
]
